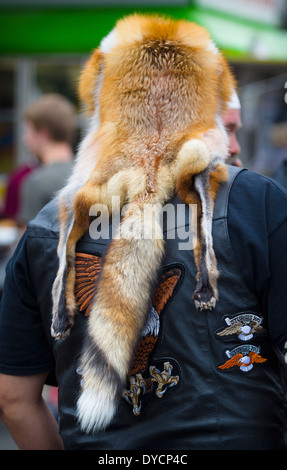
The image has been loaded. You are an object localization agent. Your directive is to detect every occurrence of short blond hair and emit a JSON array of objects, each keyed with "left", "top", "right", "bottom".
[{"left": 24, "top": 93, "right": 77, "bottom": 144}]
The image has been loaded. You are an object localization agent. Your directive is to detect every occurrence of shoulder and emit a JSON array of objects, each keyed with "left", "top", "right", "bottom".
[
  {"left": 23, "top": 162, "right": 72, "bottom": 186},
  {"left": 22, "top": 165, "right": 47, "bottom": 187},
  {"left": 232, "top": 167, "right": 287, "bottom": 199},
  {"left": 225, "top": 167, "right": 287, "bottom": 295},
  {"left": 20, "top": 168, "right": 47, "bottom": 206},
  {"left": 229, "top": 168, "right": 287, "bottom": 234},
  {"left": 26, "top": 197, "right": 60, "bottom": 237}
]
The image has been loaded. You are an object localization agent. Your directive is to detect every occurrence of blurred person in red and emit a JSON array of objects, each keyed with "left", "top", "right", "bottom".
[{"left": 1, "top": 164, "right": 35, "bottom": 222}]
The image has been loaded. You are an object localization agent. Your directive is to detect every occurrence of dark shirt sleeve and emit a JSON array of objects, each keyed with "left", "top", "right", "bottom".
[
  {"left": 0, "top": 232, "right": 55, "bottom": 376},
  {"left": 228, "top": 170, "right": 287, "bottom": 358},
  {"left": 265, "top": 220, "right": 287, "bottom": 353}
]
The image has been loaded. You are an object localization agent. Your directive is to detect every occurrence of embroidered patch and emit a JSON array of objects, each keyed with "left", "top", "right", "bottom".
[
  {"left": 218, "top": 345, "right": 267, "bottom": 373},
  {"left": 124, "top": 267, "right": 183, "bottom": 416},
  {"left": 74, "top": 253, "right": 103, "bottom": 316},
  {"left": 123, "top": 359, "right": 180, "bottom": 416},
  {"left": 74, "top": 253, "right": 183, "bottom": 416},
  {"left": 216, "top": 312, "right": 266, "bottom": 342}
]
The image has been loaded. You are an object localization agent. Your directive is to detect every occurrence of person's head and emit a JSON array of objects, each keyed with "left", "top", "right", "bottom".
[
  {"left": 223, "top": 90, "right": 242, "bottom": 166},
  {"left": 23, "top": 93, "right": 77, "bottom": 162}
]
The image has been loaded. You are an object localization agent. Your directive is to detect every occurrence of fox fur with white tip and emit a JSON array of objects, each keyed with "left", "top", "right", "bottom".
[{"left": 51, "top": 13, "right": 235, "bottom": 433}]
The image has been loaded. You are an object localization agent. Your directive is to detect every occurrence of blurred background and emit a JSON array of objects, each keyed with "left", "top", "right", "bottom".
[
  {"left": 0, "top": 0, "right": 287, "bottom": 450},
  {"left": 0, "top": 0, "right": 287, "bottom": 184}
]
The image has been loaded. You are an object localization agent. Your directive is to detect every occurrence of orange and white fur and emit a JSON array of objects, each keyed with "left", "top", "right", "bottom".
[{"left": 51, "top": 14, "right": 235, "bottom": 432}]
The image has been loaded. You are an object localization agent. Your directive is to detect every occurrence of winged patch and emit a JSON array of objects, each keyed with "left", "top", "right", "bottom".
[
  {"left": 74, "top": 254, "right": 183, "bottom": 417},
  {"left": 218, "top": 345, "right": 267, "bottom": 373},
  {"left": 216, "top": 313, "right": 266, "bottom": 342},
  {"left": 74, "top": 253, "right": 103, "bottom": 316}
]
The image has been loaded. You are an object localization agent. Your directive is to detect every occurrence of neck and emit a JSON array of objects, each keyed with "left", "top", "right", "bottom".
[{"left": 40, "top": 142, "right": 74, "bottom": 165}]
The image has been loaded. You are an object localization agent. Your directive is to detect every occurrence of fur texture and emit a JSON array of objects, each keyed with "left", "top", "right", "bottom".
[{"left": 51, "top": 14, "right": 235, "bottom": 433}]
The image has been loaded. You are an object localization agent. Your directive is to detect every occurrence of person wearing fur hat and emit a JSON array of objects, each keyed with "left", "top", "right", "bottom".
[{"left": 0, "top": 16, "right": 287, "bottom": 451}]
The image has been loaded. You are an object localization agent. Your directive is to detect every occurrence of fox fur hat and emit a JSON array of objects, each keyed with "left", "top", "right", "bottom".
[{"left": 51, "top": 13, "right": 235, "bottom": 433}]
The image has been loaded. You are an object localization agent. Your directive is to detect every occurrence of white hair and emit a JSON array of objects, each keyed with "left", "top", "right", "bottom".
[{"left": 228, "top": 90, "right": 241, "bottom": 110}]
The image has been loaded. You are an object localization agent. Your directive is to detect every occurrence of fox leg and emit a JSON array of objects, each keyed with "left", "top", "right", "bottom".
[
  {"left": 53, "top": 182, "right": 103, "bottom": 339},
  {"left": 51, "top": 127, "right": 103, "bottom": 338},
  {"left": 175, "top": 137, "right": 212, "bottom": 309},
  {"left": 51, "top": 184, "right": 93, "bottom": 339},
  {"left": 176, "top": 163, "right": 211, "bottom": 308},
  {"left": 192, "top": 123, "right": 229, "bottom": 309},
  {"left": 176, "top": 129, "right": 228, "bottom": 310},
  {"left": 51, "top": 201, "right": 75, "bottom": 338},
  {"left": 192, "top": 162, "right": 228, "bottom": 309},
  {"left": 191, "top": 126, "right": 229, "bottom": 309}
]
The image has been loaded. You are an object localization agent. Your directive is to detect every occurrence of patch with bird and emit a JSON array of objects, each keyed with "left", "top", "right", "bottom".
[
  {"left": 74, "top": 251, "right": 184, "bottom": 416},
  {"left": 218, "top": 345, "right": 267, "bottom": 373},
  {"left": 216, "top": 312, "right": 267, "bottom": 342}
]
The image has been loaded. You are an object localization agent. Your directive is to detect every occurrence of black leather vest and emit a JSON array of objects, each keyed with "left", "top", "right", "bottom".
[{"left": 27, "top": 166, "right": 286, "bottom": 450}]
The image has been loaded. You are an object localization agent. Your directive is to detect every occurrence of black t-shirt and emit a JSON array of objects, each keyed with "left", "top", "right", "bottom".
[{"left": 1, "top": 169, "right": 287, "bottom": 377}]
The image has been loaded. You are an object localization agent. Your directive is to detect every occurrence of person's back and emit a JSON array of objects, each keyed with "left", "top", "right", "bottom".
[{"left": 1, "top": 165, "right": 287, "bottom": 450}]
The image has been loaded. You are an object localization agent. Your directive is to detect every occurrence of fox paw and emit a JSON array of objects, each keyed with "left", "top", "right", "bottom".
[
  {"left": 51, "top": 314, "right": 74, "bottom": 340},
  {"left": 193, "top": 286, "right": 217, "bottom": 311}
]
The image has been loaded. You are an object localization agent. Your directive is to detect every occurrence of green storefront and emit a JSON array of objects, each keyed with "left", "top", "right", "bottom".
[{"left": 1, "top": 1, "right": 287, "bottom": 60}]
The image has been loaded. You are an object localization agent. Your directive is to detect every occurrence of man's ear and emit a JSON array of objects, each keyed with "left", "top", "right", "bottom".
[{"left": 78, "top": 49, "right": 104, "bottom": 114}]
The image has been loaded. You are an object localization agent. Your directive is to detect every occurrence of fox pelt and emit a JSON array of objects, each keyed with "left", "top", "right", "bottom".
[{"left": 51, "top": 14, "right": 235, "bottom": 433}]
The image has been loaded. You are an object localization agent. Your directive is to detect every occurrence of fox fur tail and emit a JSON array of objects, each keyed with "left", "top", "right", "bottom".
[{"left": 76, "top": 198, "right": 165, "bottom": 432}]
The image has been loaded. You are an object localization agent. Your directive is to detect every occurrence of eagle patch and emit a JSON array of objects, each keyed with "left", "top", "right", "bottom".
[
  {"left": 216, "top": 312, "right": 266, "bottom": 342},
  {"left": 74, "top": 252, "right": 183, "bottom": 416},
  {"left": 218, "top": 345, "right": 267, "bottom": 373}
]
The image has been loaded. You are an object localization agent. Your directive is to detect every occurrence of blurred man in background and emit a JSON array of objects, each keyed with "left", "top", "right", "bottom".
[{"left": 18, "top": 93, "right": 77, "bottom": 226}]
